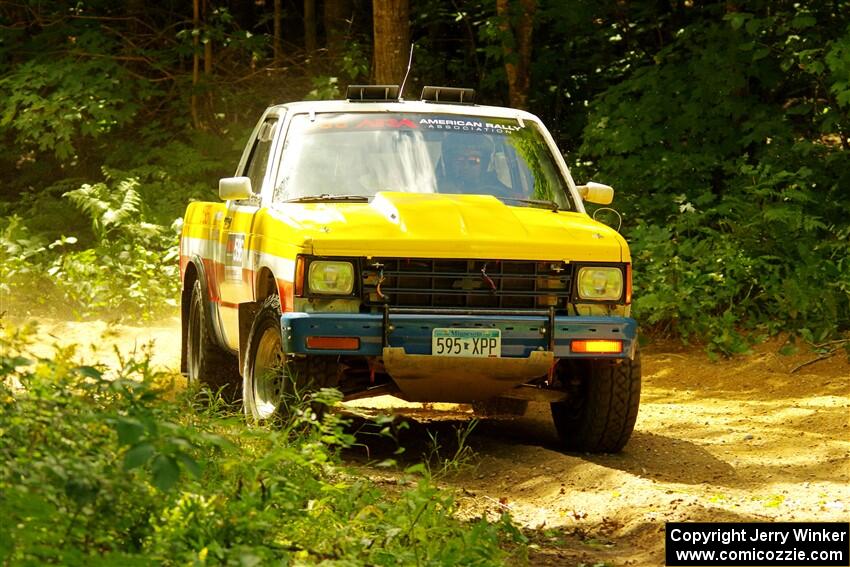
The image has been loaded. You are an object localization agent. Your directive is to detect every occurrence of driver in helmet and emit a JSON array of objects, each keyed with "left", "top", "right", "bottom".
[{"left": 439, "top": 135, "right": 511, "bottom": 197}]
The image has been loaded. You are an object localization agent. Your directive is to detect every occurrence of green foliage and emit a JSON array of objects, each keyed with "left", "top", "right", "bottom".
[
  {"left": 578, "top": 5, "right": 850, "bottom": 353},
  {"left": 305, "top": 76, "right": 342, "bottom": 100},
  {"left": 0, "top": 217, "right": 67, "bottom": 293},
  {"left": 0, "top": 325, "right": 522, "bottom": 565},
  {"left": 423, "top": 419, "right": 480, "bottom": 477},
  {"left": 2, "top": 170, "right": 182, "bottom": 320},
  {"left": 65, "top": 179, "right": 146, "bottom": 241},
  {"left": 53, "top": 173, "right": 180, "bottom": 319},
  {"left": 341, "top": 40, "right": 372, "bottom": 82},
  {"left": 0, "top": 130, "right": 232, "bottom": 320},
  {"left": 0, "top": 53, "right": 152, "bottom": 161},
  {"left": 0, "top": 217, "right": 77, "bottom": 314},
  {"left": 2, "top": 0, "right": 850, "bottom": 351}
]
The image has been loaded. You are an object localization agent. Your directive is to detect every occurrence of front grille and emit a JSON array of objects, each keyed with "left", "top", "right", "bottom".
[{"left": 361, "top": 258, "right": 573, "bottom": 310}]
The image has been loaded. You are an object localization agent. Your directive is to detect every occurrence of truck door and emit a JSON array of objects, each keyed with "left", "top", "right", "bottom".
[{"left": 217, "top": 117, "right": 280, "bottom": 350}]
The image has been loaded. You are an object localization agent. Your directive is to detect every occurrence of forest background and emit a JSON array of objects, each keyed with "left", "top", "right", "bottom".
[
  {"left": 1, "top": 0, "right": 849, "bottom": 354},
  {"left": 1, "top": 1, "right": 849, "bottom": 564}
]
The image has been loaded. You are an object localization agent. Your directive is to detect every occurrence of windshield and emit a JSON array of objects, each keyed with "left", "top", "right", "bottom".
[{"left": 272, "top": 112, "right": 573, "bottom": 210}]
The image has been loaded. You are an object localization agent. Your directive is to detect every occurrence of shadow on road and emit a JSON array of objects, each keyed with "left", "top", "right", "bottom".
[{"left": 339, "top": 403, "right": 736, "bottom": 488}]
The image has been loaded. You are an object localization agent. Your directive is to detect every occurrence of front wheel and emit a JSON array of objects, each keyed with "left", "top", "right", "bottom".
[
  {"left": 242, "top": 295, "right": 339, "bottom": 422},
  {"left": 550, "top": 348, "right": 642, "bottom": 453}
]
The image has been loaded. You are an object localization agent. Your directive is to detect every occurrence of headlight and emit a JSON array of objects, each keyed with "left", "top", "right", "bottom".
[
  {"left": 308, "top": 261, "right": 355, "bottom": 295},
  {"left": 577, "top": 266, "right": 623, "bottom": 301}
]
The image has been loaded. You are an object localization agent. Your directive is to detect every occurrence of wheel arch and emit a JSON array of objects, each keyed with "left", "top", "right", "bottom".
[
  {"left": 254, "top": 266, "right": 278, "bottom": 302},
  {"left": 180, "top": 256, "right": 209, "bottom": 375}
]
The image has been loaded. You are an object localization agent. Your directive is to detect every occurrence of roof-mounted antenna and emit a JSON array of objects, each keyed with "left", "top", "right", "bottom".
[{"left": 398, "top": 43, "right": 414, "bottom": 101}]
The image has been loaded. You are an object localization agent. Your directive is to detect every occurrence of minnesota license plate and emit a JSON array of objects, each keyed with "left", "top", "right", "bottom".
[{"left": 432, "top": 328, "right": 501, "bottom": 357}]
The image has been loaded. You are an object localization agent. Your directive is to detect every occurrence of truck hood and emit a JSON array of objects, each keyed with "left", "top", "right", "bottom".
[{"left": 260, "top": 192, "right": 627, "bottom": 262}]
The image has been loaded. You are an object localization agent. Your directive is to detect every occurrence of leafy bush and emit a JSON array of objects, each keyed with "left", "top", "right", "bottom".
[
  {"left": 578, "top": 11, "right": 850, "bottom": 353},
  {"left": 0, "top": 323, "right": 525, "bottom": 565},
  {"left": 0, "top": 216, "right": 77, "bottom": 315},
  {"left": 0, "top": 141, "right": 232, "bottom": 320},
  {"left": 0, "top": 173, "right": 182, "bottom": 320},
  {"left": 52, "top": 174, "right": 181, "bottom": 318},
  {"left": 0, "top": 57, "right": 150, "bottom": 161}
]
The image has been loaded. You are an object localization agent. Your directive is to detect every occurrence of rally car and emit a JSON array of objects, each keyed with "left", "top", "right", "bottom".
[{"left": 180, "top": 85, "right": 640, "bottom": 452}]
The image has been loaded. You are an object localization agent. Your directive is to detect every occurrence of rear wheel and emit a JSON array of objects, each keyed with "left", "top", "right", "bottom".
[
  {"left": 242, "top": 295, "right": 338, "bottom": 422},
  {"left": 550, "top": 348, "right": 641, "bottom": 453},
  {"left": 186, "top": 278, "right": 240, "bottom": 401}
]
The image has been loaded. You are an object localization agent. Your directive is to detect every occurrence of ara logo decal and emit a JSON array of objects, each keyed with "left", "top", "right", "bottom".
[
  {"left": 317, "top": 118, "right": 418, "bottom": 130},
  {"left": 355, "top": 118, "right": 418, "bottom": 129}
]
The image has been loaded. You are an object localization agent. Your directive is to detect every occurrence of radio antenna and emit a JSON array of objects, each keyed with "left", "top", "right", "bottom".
[{"left": 398, "top": 43, "right": 415, "bottom": 101}]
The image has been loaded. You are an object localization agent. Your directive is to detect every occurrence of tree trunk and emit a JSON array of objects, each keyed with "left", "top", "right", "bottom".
[
  {"left": 515, "top": 0, "right": 534, "bottom": 106},
  {"left": 205, "top": 41, "right": 213, "bottom": 75},
  {"left": 496, "top": 0, "right": 535, "bottom": 109},
  {"left": 324, "top": 0, "right": 351, "bottom": 59},
  {"left": 192, "top": 0, "right": 200, "bottom": 128},
  {"left": 304, "top": 0, "right": 317, "bottom": 53},
  {"left": 372, "top": 0, "right": 409, "bottom": 85},
  {"left": 274, "top": 0, "right": 283, "bottom": 60}
]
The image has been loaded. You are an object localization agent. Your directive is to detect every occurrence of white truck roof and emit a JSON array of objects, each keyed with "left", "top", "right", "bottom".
[{"left": 268, "top": 99, "right": 543, "bottom": 123}]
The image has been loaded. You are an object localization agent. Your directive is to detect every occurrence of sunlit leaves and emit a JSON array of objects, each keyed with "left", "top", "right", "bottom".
[
  {"left": 0, "top": 328, "right": 522, "bottom": 564},
  {"left": 576, "top": 2, "right": 850, "bottom": 353},
  {"left": 0, "top": 59, "right": 144, "bottom": 160}
]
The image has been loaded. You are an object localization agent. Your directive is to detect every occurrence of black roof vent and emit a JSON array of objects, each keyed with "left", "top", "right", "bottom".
[
  {"left": 346, "top": 85, "right": 400, "bottom": 102},
  {"left": 421, "top": 86, "right": 476, "bottom": 104}
]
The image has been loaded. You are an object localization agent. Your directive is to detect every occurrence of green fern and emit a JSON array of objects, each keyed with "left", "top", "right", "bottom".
[{"left": 64, "top": 177, "right": 145, "bottom": 241}]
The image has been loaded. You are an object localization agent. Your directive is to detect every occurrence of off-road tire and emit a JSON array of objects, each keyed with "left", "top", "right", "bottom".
[
  {"left": 186, "top": 278, "right": 241, "bottom": 402},
  {"left": 242, "top": 295, "right": 338, "bottom": 423},
  {"left": 551, "top": 347, "right": 641, "bottom": 453},
  {"left": 472, "top": 398, "right": 529, "bottom": 417}
]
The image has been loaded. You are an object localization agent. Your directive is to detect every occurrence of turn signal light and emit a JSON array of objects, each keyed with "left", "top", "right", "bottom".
[
  {"left": 571, "top": 339, "right": 623, "bottom": 354},
  {"left": 294, "top": 256, "right": 305, "bottom": 296},
  {"left": 306, "top": 336, "right": 360, "bottom": 350}
]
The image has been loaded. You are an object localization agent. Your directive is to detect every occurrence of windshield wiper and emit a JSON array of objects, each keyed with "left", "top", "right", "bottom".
[
  {"left": 499, "top": 197, "right": 560, "bottom": 212},
  {"left": 283, "top": 194, "right": 370, "bottom": 203}
]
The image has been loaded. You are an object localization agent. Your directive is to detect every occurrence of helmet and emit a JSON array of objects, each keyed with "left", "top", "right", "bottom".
[{"left": 442, "top": 134, "right": 495, "bottom": 170}]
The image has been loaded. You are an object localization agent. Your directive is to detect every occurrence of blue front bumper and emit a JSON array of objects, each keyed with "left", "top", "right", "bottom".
[{"left": 281, "top": 312, "right": 637, "bottom": 359}]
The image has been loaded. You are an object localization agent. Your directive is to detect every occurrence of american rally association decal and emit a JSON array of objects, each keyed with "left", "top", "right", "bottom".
[
  {"left": 317, "top": 116, "right": 523, "bottom": 133},
  {"left": 418, "top": 118, "right": 523, "bottom": 133}
]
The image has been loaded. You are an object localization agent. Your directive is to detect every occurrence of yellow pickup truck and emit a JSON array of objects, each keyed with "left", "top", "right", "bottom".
[{"left": 180, "top": 85, "right": 640, "bottom": 452}]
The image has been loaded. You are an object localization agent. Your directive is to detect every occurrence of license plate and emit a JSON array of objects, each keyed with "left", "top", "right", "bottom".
[{"left": 432, "top": 328, "right": 501, "bottom": 357}]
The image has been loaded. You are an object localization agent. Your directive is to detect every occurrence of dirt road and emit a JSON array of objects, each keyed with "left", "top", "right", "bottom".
[{"left": 21, "top": 318, "right": 850, "bottom": 566}]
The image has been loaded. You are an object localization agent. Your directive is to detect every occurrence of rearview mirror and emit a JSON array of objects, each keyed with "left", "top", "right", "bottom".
[
  {"left": 576, "top": 181, "right": 614, "bottom": 205},
  {"left": 219, "top": 177, "right": 254, "bottom": 201}
]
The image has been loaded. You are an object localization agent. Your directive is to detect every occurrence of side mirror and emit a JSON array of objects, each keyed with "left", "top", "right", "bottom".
[
  {"left": 219, "top": 177, "right": 254, "bottom": 201},
  {"left": 576, "top": 181, "right": 614, "bottom": 205}
]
